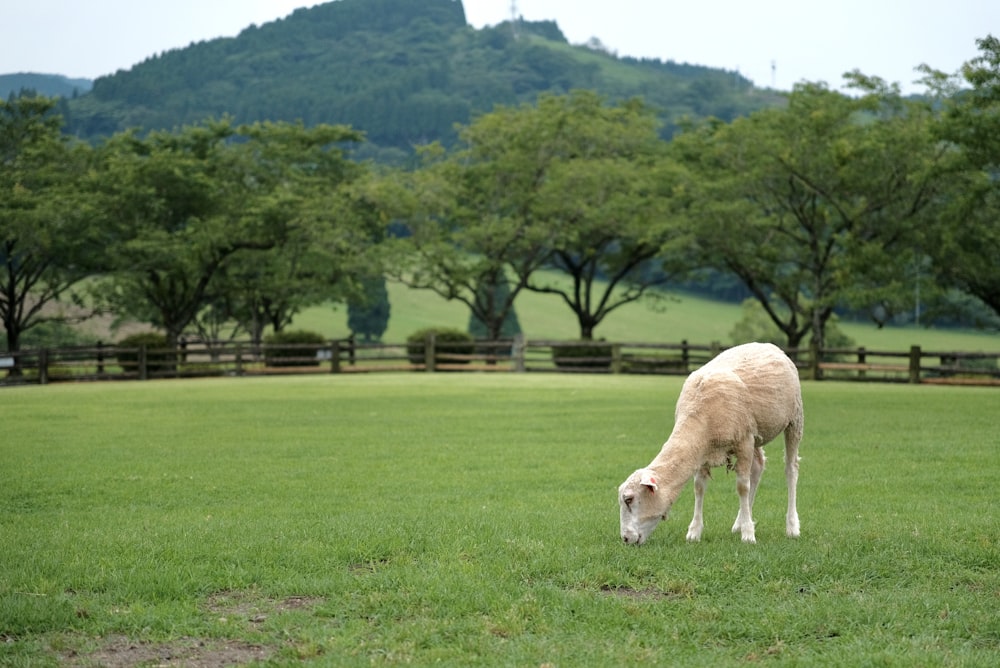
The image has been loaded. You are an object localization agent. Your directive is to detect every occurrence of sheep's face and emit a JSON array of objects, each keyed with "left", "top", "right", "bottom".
[{"left": 618, "top": 468, "right": 668, "bottom": 545}]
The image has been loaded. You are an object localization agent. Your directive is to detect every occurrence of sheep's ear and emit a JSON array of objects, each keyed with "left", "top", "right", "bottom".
[{"left": 639, "top": 469, "right": 658, "bottom": 493}]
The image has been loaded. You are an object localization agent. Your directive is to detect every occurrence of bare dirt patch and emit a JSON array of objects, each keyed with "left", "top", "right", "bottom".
[
  {"left": 598, "top": 584, "right": 689, "bottom": 601},
  {"left": 205, "top": 590, "right": 325, "bottom": 626},
  {"left": 63, "top": 592, "right": 325, "bottom": 666},
  {"left": 66, "top": 635, "right": 270, "bottom": 668}
]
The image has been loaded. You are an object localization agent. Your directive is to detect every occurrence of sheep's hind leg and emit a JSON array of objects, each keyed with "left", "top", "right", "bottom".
[
  {"left": 747, "top": 447, "right": 766, "bottom": 509},
  {"left": 784, "top": 422, "right": 802, "bottom": 537},
  {"left": 730, "top": 439, "right": 757, "bottom": 543},
  {"left": 686, "top": 465, "right": 710, "bottom": 542}
]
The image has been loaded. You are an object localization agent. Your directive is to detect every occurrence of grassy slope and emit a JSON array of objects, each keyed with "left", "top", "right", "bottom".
[
  {"left": 1, "top": 375, "right": 998, "bottom": 665},
  {"left": 295, "top": 278, "right": 1000, "bottom": 352}
]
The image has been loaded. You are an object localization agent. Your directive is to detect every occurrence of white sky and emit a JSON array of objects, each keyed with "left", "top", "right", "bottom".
[{"left": 2, "top": 1, "right": 996, "bottom": 93}]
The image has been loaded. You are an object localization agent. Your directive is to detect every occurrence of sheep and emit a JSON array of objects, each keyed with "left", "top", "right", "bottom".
[{"left": 618, "top": 342, "right": 803, "bottom": 545}]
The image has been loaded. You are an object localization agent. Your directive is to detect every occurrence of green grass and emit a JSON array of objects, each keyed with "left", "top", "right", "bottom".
[
  {"left": 296, "top": 277, "right": 999, "bottom": 354},
  {"left": 2, "top": 374, "right": 998, "bottom": 665}
]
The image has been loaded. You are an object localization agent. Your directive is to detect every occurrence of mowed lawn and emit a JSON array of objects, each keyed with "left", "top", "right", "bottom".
[{"left": 1, "top": 374, "right": 998, "bottom": 666}]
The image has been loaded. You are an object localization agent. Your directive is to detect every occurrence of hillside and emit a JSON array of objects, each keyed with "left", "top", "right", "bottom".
[
  {"left": 1, "top": 73, "right": 91, "bottom": 99},
  {"left": 58, "top": 0, "right": 783, "bottom": 158}
]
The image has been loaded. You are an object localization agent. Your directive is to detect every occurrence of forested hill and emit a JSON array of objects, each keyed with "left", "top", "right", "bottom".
[
  {"left": 1, "top": 73, "right": 92, "bottom": 99},
  {"left": 62, "top": 0, "right": 782, "bottom": 160}
]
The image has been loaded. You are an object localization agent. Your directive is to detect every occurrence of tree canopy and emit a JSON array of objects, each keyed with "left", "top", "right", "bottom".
[
  {"left": 670, "top": 79, "right": 949, "bottom": 349},
  {"left": 924, "top": 35, "right": 1000, "bottom": 319},
  {"left": 0, "top": 96, "right": 102, "bottom": 356},
  {"left": 93, "top": 119, "right": 368, "bottom": 347}
]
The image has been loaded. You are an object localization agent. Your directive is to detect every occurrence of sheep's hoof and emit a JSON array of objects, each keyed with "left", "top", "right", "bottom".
[{"left": 741, "top": 534, "right": 757, "bottom": 544}]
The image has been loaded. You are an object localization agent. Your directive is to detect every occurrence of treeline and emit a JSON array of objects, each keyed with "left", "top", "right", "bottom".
[
  {"left": 3, "top": 37, "right": 1000, "bottom": 360},
  {"left": 0, "top": 74, "right": 92, "bottom": 100},
  {"left": 58, "top": 0, "right": 775, "bottom": 160}
]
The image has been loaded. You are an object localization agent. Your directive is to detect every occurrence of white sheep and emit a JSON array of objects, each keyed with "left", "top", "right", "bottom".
[{"left": 618, "top": 342, "right": 803, "bottom": 545}]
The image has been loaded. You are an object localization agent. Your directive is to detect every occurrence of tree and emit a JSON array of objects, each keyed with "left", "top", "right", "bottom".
[
  {"left": 383, "top": 134, "right": 552, "bottom": 342},
  {"left": 348, "top": 274, "right": 391, "bottom": 342},
  {"left": 95, "top": 119, "right": 365, "bottom": 347},
  {"left": 672, "top": 80, "right": 945, "bottom": 350},
  {"left": 521, "top": 93, "right": 682, "bottom": 339},
  {"left": 205, "top": 122, "right": 373, "bottom": 344},
  {"left": 923, "top": 35, "right": 1000, "bottom": 320},
  {"left": 0, "top": 96, "right": 102, "bottom": 358},
  {"left": 390, "top": 91, "right": 682, "bottom": 341}
]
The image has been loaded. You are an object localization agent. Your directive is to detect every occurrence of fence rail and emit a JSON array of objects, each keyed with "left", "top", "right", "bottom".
[{"left": 1, "top": 337, "right": 998, "bottom": 387}]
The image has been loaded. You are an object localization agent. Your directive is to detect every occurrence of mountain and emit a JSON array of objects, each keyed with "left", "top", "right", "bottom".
[
  {"left": 56, "top": 0, "right": 782, "bottom": 160},
  {"left": 1, "top": 73, "right": 92, "bottom": 99}
]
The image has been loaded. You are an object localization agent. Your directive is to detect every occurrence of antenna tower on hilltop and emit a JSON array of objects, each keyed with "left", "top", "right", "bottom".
[{"left": 510, "top": 0, "right": 520, "bottom": 39}]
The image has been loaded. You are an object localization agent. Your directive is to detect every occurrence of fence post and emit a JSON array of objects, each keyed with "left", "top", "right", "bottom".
[
  {"left": 331, "top": 340, "right": 341, "bottom": 374},
  {"left": 857, "top": 346, "right": 866, "bottom": 381},
  {"left": 512, "top": 334, "right": 526, "bottom": 372},
  {"left": 39, "top": 349, "right": 49, "bottom": 385},
  {"left": 96, "top": 340, "right": 105, "bottom": 375},
  {"left": 426, "top": 333, "right": 436, "bottom": 373},
  {"left": 235, "top": 344, "right": 243, "bottom": 376},
  {"left": 681, "top": 339, "right": 690, "bottom": 373},
  {"left": 139, "top": 345, "right": 148, "bottom": 381},
  {"left": 909, "top": 345, "right": 922, "bottom": 384}
]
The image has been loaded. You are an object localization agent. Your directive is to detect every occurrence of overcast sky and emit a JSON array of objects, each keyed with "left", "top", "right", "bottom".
[{"left": 3, "top": 1, "right": 996, "bottom": 93}]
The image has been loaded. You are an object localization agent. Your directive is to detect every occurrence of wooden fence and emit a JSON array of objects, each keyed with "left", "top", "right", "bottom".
[{"left": 1, "top": 337, "right": 998, "bottom": 386}]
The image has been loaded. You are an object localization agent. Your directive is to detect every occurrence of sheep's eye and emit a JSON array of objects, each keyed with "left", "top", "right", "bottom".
[{"left": 623, "top": 495, "right": 634, "bottom": 508}]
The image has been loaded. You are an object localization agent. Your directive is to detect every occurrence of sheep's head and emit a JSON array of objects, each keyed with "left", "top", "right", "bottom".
[{"left": 618, "top": 468, "right": 669, "bottom": 545}]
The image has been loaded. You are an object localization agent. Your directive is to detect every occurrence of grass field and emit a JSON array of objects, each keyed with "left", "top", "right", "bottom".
[{"left": 2, "top": 374, "right": 998, "bottom": 666}]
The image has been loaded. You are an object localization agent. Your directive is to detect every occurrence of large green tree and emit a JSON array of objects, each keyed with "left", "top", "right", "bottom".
[
  {"left": 923, "top": 35, "right": 1000, "bottom": 319},
  {"left": 203, "top": 122, "right": 373, "bottom": 344},
  {"left": 672, "top": 79, "right": 946, "bottom": 350},
  {"left": 0, "top": 96, "right": 102, "bottom": 356},
  {"left": 383, "top": 137, "right": 552, "bottom": 342},
  {"left": 520, "top": 93, "right": 682, "bottom": 339},
  {"left": 96, "top": 119, "right": 364, "bottom": 347},
  {"left": 390, "top": 91, "right": 682, "bottom": 341}
]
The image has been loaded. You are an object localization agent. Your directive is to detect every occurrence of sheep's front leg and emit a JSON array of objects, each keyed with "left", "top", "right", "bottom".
[
  {"left": 730, "top": 441, "right": 757, "bottom": 543},
  {"left": 686, "top": 465, "right": 710, "bottom": 542}
]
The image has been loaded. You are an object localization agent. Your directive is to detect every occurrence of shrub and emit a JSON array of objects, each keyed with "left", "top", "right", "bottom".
[
  {"left": 264, "top": 330, "right": 326, "bottom": 367},
  {"left": 552, "top": 340, "right": 613, "bottom": 370},
  {"left": 116, "top": 332, "right": 175, "bottom": 374},
  {"left": 406, "top": 328, "right": 474, "bottom": 366}
]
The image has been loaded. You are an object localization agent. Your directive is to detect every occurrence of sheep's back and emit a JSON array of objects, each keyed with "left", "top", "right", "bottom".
[{"left": 677, "top": 342, "right": 801, "bottom": 446}]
